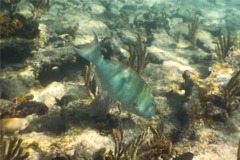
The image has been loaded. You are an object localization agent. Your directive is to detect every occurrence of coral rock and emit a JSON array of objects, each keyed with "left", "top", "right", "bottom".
[
  {"left": 0, "top": 99, "right": 17, "bottom": 119},
  {"left": 13, "top": 0, "right": 34, "bottom": 21},
  {"left": 15, "top": 101, "right": 49, "bottom": 117}
]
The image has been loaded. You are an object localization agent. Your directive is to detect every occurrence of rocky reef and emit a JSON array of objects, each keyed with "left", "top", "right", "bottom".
[{"left": 0, "top": 0, "right": 240, "bottom": 159}]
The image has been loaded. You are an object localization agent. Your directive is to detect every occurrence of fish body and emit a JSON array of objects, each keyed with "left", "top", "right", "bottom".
[
  {"left": 74, "top": 34, "right": 156, "bottom": 118},
  {"left": 0, "top": 118, "right": 29, "bottom": 133}
]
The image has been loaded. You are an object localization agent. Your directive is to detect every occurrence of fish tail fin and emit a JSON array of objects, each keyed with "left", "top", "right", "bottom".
[{"left": 73, "top": 33, "right": 103, "bottom": 65}]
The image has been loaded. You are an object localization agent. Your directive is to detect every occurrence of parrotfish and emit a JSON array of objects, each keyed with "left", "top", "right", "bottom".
[{"left": 73, "top": 34, "right": 156, "bottom": 118}]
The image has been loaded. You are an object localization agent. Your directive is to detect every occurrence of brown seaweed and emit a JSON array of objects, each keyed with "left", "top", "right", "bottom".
[
  {"left": 215, "top": 30, "right": 232, "bottom": 62},
  {"left": 89, "top": 91, "right": 119, "bottom": 121},
  {"left": 188, "top": 17, "right": 199, "bottom": 46},
  {"left": 137, "top": 123, "right": 174, "bottom": 160},
  {"left": 0, "top": 130, "right": 29, "bottom": 160},
  {"left": 84, "top": 64, "right": 98, "bottom": 97},
  {"left": 124, "top": 129, "right": 148, "bottom": 160},
  {"left": 221, "top": 70, "right": 240, "bottom": 112},
  {"left": 111, "top": 126, "right": 124, "bottom": 160},
  {"left": 128, "top": 34, "right": 149, "bottom": 74},
  {"left": 94, "top": 124, "right": 148, "bottom": 160}
]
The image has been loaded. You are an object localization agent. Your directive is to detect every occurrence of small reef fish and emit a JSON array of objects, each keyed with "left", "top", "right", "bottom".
[
  {"left": 73, "top": 34, "right": 156, "bottom": 118},
  {"left": 0, "top": 118, "right": 29, "bottom": 133}
]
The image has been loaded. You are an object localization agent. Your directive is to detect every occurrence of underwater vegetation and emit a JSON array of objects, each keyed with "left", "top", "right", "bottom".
[
  {"left": 215, "top": 31, "right": 233, "bottom": 62},
  {"left": 93, "top": 123, "right": 193, "bottom": 160},
  {"left": 182, "top": 69, "right": 240, "bottom": 123},
  {"left": 35, "top": 121, "right": 193, "bottom": 160},
  {"left": 89, "top": 91, "right": 119, "bottom": 121},
  {"left": 139, "top": 123, "right": 173, "bottom": 160},
  {"left": 203, "top": 69, "right": 240, "bottom": 114},
  {"left": 188, "top": 17, "right": 199, "bottom": 46},
  {"left": 0, "top": 0, "right": 239, "bottom": 159},
  {"left": 233, "top": 34, "right": 240, "bottom": 49},
  {"left": 122, "top": 129, "right": 148, "bottom": 160},
  {"left": 218, "top": 70, "right": 240, "bottom": 111},
  {"left": 0, "top": 131, "right": 29, "bottom": 160},
  {"left": 83, "top": 64, "right": 99, "bottom": 98},
  {"left": 92, "top": 124, "right": 141, "bottom": 160},
  {"left": 128, "top": 34, "right": 149, "bottom": 74},
  {"left": 98, "top": 125, "right": 148, "bottom": 160}
]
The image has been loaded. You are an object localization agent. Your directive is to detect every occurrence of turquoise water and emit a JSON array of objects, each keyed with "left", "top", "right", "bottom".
[{"left": 0, "top": 0, "right": 240, "bottom": 160}]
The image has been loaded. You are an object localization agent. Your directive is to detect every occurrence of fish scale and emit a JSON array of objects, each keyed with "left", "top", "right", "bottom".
[{"left": 74, "top": 33, "right": 156, "bottom": 118}]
